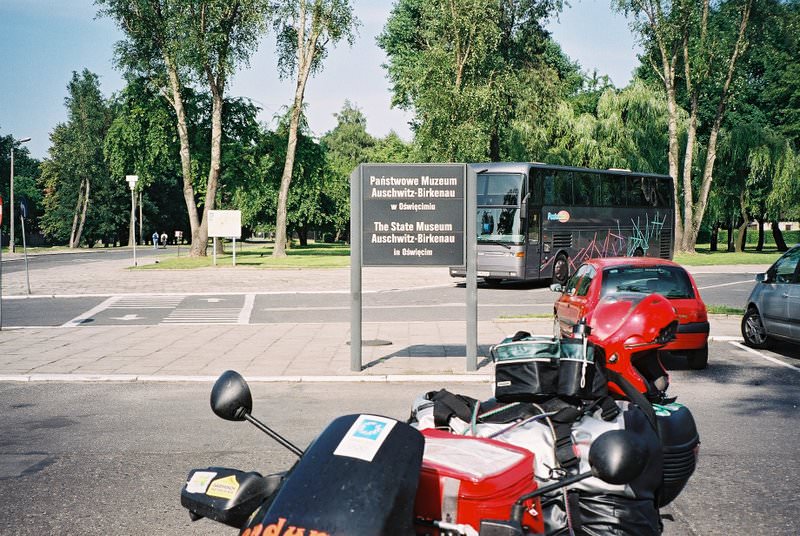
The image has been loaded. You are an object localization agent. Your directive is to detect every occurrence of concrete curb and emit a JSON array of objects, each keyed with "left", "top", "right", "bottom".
[{"left": 0, "top": 373, "right": 495, "bottom": 383}]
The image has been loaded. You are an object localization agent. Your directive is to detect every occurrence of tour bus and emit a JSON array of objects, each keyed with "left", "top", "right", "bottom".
[{"left": 449, "top": 162, "right": 674, "bottom": 285}]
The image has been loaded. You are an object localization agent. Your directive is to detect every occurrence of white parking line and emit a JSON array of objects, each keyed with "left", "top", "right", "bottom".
[
  {"left": 728, "top": 341, "right": 800, "bottom": 371},
  {"left": 697, "top": 279, "right": 754, "bottom": 290}
]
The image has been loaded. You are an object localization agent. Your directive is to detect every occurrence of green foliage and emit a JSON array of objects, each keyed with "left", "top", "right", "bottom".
[
  {"left": 273, "top": 0, "right": 359, "bottom": 79},
  {"left": 509, "top": 78, "right": 670, "bottom": 171},
  {"left": 0, "top": 132, "right": 41, "bottom": 242},
  {"left": 39, "top": 70, "right": 119, "bottom": 246},
  {"left": 379, "top": 0, "right": 569, "bottom": 162},
  {"left": 232, "top": 109, "right": 331, "bottom": 237}
]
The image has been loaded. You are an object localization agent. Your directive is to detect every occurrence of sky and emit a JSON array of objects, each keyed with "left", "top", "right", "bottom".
[{"left": 0, "top": 0, "right": 641, "bottom": 161}]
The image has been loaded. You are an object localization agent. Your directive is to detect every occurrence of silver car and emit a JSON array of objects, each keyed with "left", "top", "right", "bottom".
[{"left": 742, "top": 244, "right": 800, "bottom": 348}]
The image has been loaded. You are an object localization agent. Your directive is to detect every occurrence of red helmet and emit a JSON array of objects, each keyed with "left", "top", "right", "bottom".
[{"left": 587, "top": 292, "right": 678, "bottom": 400}]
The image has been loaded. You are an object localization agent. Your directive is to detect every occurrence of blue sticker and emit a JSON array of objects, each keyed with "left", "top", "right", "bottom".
[{"left": 354, "top": 419, "right": 386, "bottom": 440}]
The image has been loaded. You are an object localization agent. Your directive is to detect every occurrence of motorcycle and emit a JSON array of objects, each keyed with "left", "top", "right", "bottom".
[
  {"left": 181, "top": 370, "right": 649, "bottom": 536},
  {"left": 181, "top": 292, "right": 698, "bottom": 535}
]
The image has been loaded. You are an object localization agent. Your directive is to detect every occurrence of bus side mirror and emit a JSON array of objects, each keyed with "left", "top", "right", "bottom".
[
  {"left": 520, "top": 193, "right": 529, "bottom": 222},
  {"left": 550, "top": 283, "right": 564, "bottom": 293}
]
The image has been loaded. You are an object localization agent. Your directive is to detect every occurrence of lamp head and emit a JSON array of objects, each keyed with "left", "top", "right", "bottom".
[{"left": 126, "top": 175, "right": 139, "bottom": 190}]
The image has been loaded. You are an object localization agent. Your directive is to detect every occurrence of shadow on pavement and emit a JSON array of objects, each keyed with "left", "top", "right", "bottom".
[{"left": 362, "top": 344, "right": 495, "bottom": 370}]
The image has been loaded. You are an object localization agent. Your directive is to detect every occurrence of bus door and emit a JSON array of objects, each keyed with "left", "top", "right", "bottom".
[{"left": 524, "top": 204, "right": 541, "bottom": 279}]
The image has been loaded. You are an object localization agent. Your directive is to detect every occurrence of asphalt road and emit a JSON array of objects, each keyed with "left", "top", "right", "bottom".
[
  {"left": 0, "top": 246, "right": 165, "bottom": 274},
  {"left": 1, "top": 340, "right": 798, "bottom": 535},
  {"left": 0, "top": 272, "right": 760, "bottom": 327}
]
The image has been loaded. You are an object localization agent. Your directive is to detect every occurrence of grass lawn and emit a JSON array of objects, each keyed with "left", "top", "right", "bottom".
[
  {"left": 674, "top": 246, "right": 784, "bottom": 266},
  {"left": 14, "top": 237, "right": 792, "bottom": 270},
  {"left": 139, "top": 241, "right": 350, "bottom": 269}
]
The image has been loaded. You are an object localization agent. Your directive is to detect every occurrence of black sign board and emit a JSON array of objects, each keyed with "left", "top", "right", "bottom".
[{"left": 359, "top": 164, "right": 465, "bottom": 266}]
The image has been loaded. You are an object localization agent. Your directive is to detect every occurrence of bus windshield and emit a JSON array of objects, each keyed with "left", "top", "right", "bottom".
[{"left": 476, "top": 173, "right": 524, "bottom": 244}]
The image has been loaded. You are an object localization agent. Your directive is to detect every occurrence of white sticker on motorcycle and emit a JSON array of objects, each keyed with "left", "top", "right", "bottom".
[
  {"left": 333, "top": 415, "right": 397, "bottom": 462},
  {"left": 185, "top": 471, "right": 217, "bottom": 494}
]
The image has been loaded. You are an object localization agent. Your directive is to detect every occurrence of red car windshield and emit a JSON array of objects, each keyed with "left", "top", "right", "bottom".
[{"left": 600, "top": 265, "right": 695, "bottom": 299}]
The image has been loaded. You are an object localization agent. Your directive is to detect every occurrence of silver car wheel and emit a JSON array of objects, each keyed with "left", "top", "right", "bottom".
[{"left": 742, "top": 309, "right": 768, "bottom": 348}]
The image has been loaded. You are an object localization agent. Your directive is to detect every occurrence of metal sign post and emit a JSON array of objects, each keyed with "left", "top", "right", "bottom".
[
  {"left": 126, "top": 175, "right": 139, "bottom": 267},
  {"left": 20, "top": 212, "right": 30, "bottom": 295}
]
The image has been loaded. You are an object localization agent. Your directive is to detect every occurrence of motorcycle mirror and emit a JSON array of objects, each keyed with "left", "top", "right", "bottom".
[
  {"left": 210, "top": 370, "right": 253, "bottom": 421},
  {"left": 588, "top": 430, "right": 648, "bottom": 485}
]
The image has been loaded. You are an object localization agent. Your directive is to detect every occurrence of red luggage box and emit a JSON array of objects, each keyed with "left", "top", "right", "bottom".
[{"left": 414, "top": 429, "right": 543, "bottom": 534}]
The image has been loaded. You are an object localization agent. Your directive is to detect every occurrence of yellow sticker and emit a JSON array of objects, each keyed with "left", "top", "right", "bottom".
[{"left": 206, "top": 475, "right": 239, "bottom": 500}]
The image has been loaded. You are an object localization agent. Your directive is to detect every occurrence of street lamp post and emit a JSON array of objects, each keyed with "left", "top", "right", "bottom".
[
  {"left": 126, "top": 175, "right": 139, "bottom": 267},
  {"left": 9, "top": 137, "right": 31, "bottom": 253}
]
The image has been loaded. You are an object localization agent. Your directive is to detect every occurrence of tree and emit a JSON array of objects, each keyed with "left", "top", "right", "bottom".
[
  {"left": 271, "top": 0, "right": 359, "bottom": 257},
  {"left": 508, "top": 78, "right": 670, "bottom": 172},
  {"left": 615, "top": 0, "right": 755, "bottom": 252},
  {"left": 39, "top": 70, "right": 113, "bottom": 248},
  {"left": 105, "top": 78, "right": 189, "bottom": 245},
  {"left": 320, "top": 101, "right": 376, "bottom": 240},
  {"left": 0, "top": 132, "right": 41, "bottom": 246},
  {"left": 98, "top": 0, "right": 271, "bottom": 256},
  {"left": 233, "top": 110, "right": 332, "bottom": 244},
  {"left": 379, "top": 0, "right": 568, "bottom": 163}
]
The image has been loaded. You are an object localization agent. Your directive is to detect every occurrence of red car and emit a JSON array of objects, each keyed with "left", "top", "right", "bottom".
[{"left": 552, "top": 257, "right": 709, "bottom": 369}]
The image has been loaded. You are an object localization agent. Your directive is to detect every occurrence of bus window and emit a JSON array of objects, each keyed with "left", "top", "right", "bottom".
[
  {"left": 601, "top": 175, "right": 625, "bottom": 206},
  {"left": 477, "top": 173, "right": 522, "bottom": 205},
  {"left": 544, "top": 170, "right": 572, "bottom": 205},
  {"left": 656, "top": 177, "right": 672, "bottom": 208},
  {"left": 544, "top": 172, "right": 555, "bottom": 204},
  {"left": 626, "top": 176, "right": 646, "bottom": 206},
  {"left": 574, "top": 172, "right": 599, "bottom": 206},
  {"left": 640, "top": 177, "right": 660, "bottom": 207},
  {"left": 554, "top": 171, "right": 572, "bottom": 205}
]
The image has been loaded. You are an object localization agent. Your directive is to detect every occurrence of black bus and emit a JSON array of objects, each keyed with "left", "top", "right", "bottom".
[{"left": 449, "top": 163, "right": 674, "bottom": 285}]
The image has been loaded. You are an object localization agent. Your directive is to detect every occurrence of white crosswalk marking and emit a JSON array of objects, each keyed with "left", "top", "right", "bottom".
[
  {"left": 162, "top": 308, "right": 242, "bottom": 324},
  {"left": 110, "top": 296, "right": 184, "bottom": 309}
]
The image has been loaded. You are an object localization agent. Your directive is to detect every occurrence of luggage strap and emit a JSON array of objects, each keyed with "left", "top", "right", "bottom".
[
  {"left": 550, "top": 406, "right": 582, "bottom": 469},
  {"left": 583, "top": 395, "right": 622, "bottom": 422},
  {"left": 428, "top": 389, "right": 478, "bottom": 427}
]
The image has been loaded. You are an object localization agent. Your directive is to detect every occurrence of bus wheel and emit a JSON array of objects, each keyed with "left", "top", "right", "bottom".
[{"left": 552, "top": 254, "right": 569, "bottom": 286}]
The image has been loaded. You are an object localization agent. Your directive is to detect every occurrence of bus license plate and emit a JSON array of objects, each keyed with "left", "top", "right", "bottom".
[{"left": 477, "top": 271, "right": 490, "bottom": 277}]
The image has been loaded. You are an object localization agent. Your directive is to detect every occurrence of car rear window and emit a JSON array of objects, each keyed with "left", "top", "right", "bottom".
[{"left": 601, "top": 265, "right": 695, "bottom": 299}]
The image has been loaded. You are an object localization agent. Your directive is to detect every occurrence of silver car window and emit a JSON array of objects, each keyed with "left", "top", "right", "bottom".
[{"left": 772, "top": 248, "right": 800, "bottom": 284}]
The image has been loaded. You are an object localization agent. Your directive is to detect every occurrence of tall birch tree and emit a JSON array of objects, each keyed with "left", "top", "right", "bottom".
[
  {"left": 614, "top": 0, "right": 754, "bottom": 252},
  {"left": 98, "top": 0, "right": 270, "bottom": 256},
  {"left": 271, "top": 0, "right": 358, "bottom": 257}
]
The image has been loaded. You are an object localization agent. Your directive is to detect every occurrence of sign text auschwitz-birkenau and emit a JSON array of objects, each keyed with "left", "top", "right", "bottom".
[{"left": 359, "top": 164, "right": 465, "bottom": 266}]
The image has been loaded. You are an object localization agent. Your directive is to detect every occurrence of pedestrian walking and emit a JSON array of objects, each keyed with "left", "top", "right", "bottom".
[
  {"left": 152, "top": 231, "right": 159, "bottom": 250},
  {"left": 160, "top": 232, "right": 168, "bottom": 248}
]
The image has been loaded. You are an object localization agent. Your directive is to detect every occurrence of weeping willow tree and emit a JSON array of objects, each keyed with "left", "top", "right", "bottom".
[
  {"left": 510, "top": 78, "right": 672, "bottom": 171},
  {"left": 712, "top": 121, "right": 799, "bottom": 251}
]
